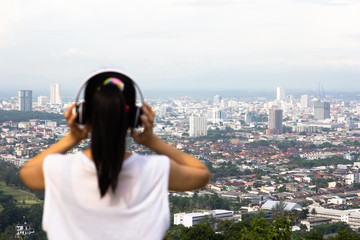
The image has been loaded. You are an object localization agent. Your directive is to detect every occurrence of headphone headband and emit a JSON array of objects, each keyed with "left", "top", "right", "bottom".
[
  {"left": 74, "top": 69, "right": 145, "bottom": 127},
  {"left": 74, "top": 69, "right": 145, "bottom": 106}
]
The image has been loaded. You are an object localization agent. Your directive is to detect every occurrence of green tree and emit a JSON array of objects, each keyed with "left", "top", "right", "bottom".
[
  {"left": 199, "top": 215, "right": 218, "bottom": 230},
  {"left": 304, "top": 232, "right": 324, "bottom": 240},
  {"left": 0, "top": 110, "right": 63, "bottom": 124},
  {"left": 277, "top": 186, "right": 287, "bottom": 193},
  {"left": 271, "top": 201, "right": 286, "bottom": 219},
  {"left": 311, "top": 221, "right": 351, "bottom": 235},
  {"left": 26, "top": 231, "right": 48, "bottom": 240},
  {"left": 335, "top": 183, "right": 343, "bottom": 188},
  {"left": 0, "top": 225, "right": 17, "bottom": 240},
  {"left": 334, "top": 229, "right": 360, "bottom": 240},
  {"left": 221, "top": 220, "right": 249, "bottom": 240},
  {"left": 0, "top": 205, "right": 29, "bottom": 232},
  {"left": 250, "top": 218, "right": 271, "bottom": 239},
  {"left": 314, "top": 179, "right": 328, "bottom": 189},
  {"left": 269, "top": 217, "right": 292, "bottom": 240},
  {"left": 311, "top": 208, "right": 316, "bottom": 215},
  {"left": 27, "top": 204, "right": 44, "bottom": 233},
  {"left": 182, "top": 223, "right": 218, "bottom": 240},
  {"left": 163, "top": 224, "right": 185, "bottom": 240},
  {"left": 298, "top": 209, "right": 309, "bottom": 220},
  {"left": 0, "top": 194, "right": 15, "bottom": 208},
  {"left": 300, "top": 224, "right": 307, "bottom": 231}
]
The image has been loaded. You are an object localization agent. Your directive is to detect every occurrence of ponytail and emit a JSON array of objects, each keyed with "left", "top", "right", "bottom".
[{"left": 88, "top": 84, "right": 128, "bottom": 197}]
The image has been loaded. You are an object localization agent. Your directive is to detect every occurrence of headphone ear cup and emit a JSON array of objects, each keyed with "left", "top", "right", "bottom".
[
  {"left": 133, "top": 106, "right": 143, "bottom": 128},
  {"left": 75, "top": 102, "right": 86, "bottom": 125}
]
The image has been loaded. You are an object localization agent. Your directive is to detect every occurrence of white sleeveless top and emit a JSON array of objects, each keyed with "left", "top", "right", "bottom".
[{"left": 42, "top": 152, "right": 170, "bottom": 240}]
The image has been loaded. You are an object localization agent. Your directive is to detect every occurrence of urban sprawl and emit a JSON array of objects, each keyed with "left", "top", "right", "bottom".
[{"left": 2, "top": 85, "right": 360, "bottom": 236}]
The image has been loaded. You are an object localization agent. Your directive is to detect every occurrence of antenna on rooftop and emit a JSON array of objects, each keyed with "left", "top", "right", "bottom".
[{"left": 318, "top": 82, "right": 326, "bottom": 101}]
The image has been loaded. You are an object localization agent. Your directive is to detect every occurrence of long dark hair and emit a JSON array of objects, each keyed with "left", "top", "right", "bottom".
[{"left": 84, "top": 72, "right": 136, "bottom": 197}]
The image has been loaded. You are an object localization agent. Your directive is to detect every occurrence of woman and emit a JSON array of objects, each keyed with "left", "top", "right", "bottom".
[{"left": 20, "top": 70, "right": 210, "bottom": 240}]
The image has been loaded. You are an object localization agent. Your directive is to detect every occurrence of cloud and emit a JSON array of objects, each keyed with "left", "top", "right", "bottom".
[
  {"left": 0, "top": 0, "right": 360, "bottom": 92},
  {"left": 62, "top": 48, "right": 96, "bottom": 57},
  {"left": 124, "top": 31, "right": 178, "bottom": 39},
  {"left": 298, "top": 0, "right": 355, "bottom": 5},
  {"left": 182, "top": 0, "right": 249, "bottom": 7}
]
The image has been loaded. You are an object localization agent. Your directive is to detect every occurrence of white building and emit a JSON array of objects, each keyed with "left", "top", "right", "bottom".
[
  {"left": 189, "top": 114, "right": 207, "bottom": 137},
  {"left": 37, "top": 96, "right": 48, "bottom": 106},
  {"left": 220, "top": 99, "right": 228, "bottom": 108},
  {"left": 309, "top": 207, "right": 360, "bottom": 230},
  {"left": 276, "top": 86, "right": 286, "bottom": 101},
  {"left": 295, "top": 122, "right": 344, "bottom": 134},
  {"left": 301, "top": 94, "right": 309, "bottom": 108},
  {"left": 174, "top": 210, "right": 234, "bottom": 228},
  {"left": 50, "top": 83, "right": 62, "bottom": 105},
  {"left": 207, "top": 108, "right": 224, "bottom": 124},
  {"left": 344, "top": 173, "right": 360, "bottom": 184},
  {"left": 327, "top": 197, "right": 346, "bottom": 205},
  {"left": 261, "top": 200, "right": 302, "bottom": 211},
  {"left": 300, "top": 218, "right": 331, "bottom": 231},
  {"left": 213, "top": 95, "right": 222, "bottom": 105},
  {"left": 45, "top": 121, "right": 57, "bottom": 128},
  {"left": 16, "top": 222, "right": 35, "bottom": 237}
]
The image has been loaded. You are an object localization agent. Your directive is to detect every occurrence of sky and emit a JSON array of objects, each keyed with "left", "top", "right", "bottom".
[{"left": 1, "top": 0, "right": 360, "bottom": 95}]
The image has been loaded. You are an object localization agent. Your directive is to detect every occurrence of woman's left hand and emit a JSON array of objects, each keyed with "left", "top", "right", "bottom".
[{"left": 64, "top": 104, "right": 90, "bottom": 144}]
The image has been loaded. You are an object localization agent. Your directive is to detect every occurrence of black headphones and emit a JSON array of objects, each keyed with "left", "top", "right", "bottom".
[{"left": 74, "top": 69, "right": 145, "bottom": 128}]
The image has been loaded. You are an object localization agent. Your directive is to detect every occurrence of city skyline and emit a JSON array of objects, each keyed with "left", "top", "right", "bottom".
[{"left": 0, "top": 1, "right": 360, "bottom": 92}]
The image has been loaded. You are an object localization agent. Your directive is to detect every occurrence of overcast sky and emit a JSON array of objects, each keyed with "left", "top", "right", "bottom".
[{"left": 1, "top": 0, "right": 360, "bottom": 95}]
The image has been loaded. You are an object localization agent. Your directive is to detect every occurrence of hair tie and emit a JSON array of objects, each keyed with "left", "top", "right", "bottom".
[
  {"left": 103, "top": 77, "right": 125, "bottom": 91},
  {"left": 103, "top": 78, "right": 129, "bottom": 112}
]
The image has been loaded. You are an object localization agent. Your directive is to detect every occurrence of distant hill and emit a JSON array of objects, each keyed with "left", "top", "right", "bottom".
[{"left": 0, "top": 110, "right": 63, "bottom": 124}]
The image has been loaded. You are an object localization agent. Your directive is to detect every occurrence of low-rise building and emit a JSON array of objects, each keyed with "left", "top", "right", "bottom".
[
  {"left": 261, "top": 200, "right": 302, "bottom": 211},
  {"left": 174, "top": 209, "right": 234, "bottom": 228},
  {"left": 16, "top": 222, "right": 35, "bottom": 237},
  {"left": 327, "top": 197, "right": 346, "bottom": 205},
  {"left": 300, "top": 218, "right": 332, "bottom": 231},
  {"left": 309, "top": 207, "right": 360, "bottom": 230}
]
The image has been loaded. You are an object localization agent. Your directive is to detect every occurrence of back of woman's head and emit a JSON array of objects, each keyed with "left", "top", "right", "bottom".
[{"left": 83, "top": 71, "right": 137, "bottom": 197}]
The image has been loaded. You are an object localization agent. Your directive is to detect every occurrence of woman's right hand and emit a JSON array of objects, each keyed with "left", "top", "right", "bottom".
[
  {"left": 64, "top": 104, "right": 89, "bottom": 144},
  {"left": 131, "top": 103, "right": 156, "bottom": 148}
]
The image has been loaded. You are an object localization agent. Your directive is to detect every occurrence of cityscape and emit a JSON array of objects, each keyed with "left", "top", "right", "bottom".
[
  {"left": 1, "top": 83, "right": 360, "bottom": 239},
  {"left": 1, "top": 0, "right": 360, "bottom": 239}
]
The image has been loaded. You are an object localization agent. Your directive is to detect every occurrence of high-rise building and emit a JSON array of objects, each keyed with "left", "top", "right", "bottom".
[
  {"left": 276, "top": 86, "right": 286, "bottom": 101},
  {"left": 267, "top": 109, "right": 282, "bottom": 134},
  {"left": 313, "top": 101, "right": 330, "bottom": 120},
  {"left": 189, "top": 114, "right": 207, "bottom": 137},
  {"left": 18, "top": 90, "right": 32, "bottom": 112},
  {"left": 38, "top": 96, "right": 48, "bottom": 106},
  {"left": 213, "top": 95, "right": 222, "bottom": 105},
  {"left": 50, "top": 83, "right": 62, "bottom": 105},
  {"left": 207, "top": 108, "right": 224, "bottom": 124},
  {"left": 245, "top": 111, "right": 268, "bottom": 123},
  {"left": 220, "top": 99, "right": 228, "bottom": 108},
  {"left": 301, "top": 95, "right": 309, "bottom": 108}
]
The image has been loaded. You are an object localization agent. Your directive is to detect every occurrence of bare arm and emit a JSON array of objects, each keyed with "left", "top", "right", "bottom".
[
  {"left": 20, "top": 105, "right": 89, "bottom": 191},
  {"left": 131, "top": 104, "right": 210, "bottom": 191},
  {"left": 144, "top": 135, "right": 211, "bottom": 191}
]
